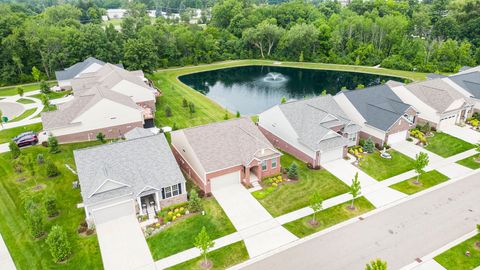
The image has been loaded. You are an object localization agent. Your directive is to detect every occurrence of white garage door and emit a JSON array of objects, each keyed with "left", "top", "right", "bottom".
[
  {"left": 320, "top": 147, "right": 344, "bottom": 164},
  {"left": 92, "top": 199, "right": 136, "bottom": 225},
  {"left": 210, "top": 170, "right": 240, "bottom": 192},
  {"left": 438, "top": 114, "right": 457, "bottom": 130},
  {"left": 388, "top": 130, "right": 408, "bottom": 144}
]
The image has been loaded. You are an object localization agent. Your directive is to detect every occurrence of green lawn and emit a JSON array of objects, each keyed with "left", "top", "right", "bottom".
[
  {"left": 166, "top": 241, "right": 249, "bottom": 270},
  {"left": 252, "top": 152, "right": 349, "bottom": 217},
  {"left": 425, "top": 132, "right": 475, "bottom": 158},
  {"left": 10, "top": 108, "right": 37, "bottom": 122},
  {"left": 360, "top": 149, "right": 415, "bottom": 181},
  {"left": 283, "top": 197, "right": 375, "bottom": 238},
  {"left": 435, "top": 234, "right": 480, "bottom": 270},
  {"left": 0, "top": 142, "right": 103, "bottom": 269},
  {"left": 457, "top": 154, "right": 480, "bottom": 169},
  {"left": 30, "top": 90, "right": 72, "bottom": 100},
  {"left": 390, "top": 170, "right": 449, "bottom": 195},
  {"left": 0, "top": 81, "right": 56, "bottom": 96},
  {"left": 16, "top": 98, "right": 35, "bottom": 104},
  {"left": 147, "top": 197, "right": 236, "bottom": 260},
  {"left": 0, "top": 123, "right": 43, "bottom": 144}
]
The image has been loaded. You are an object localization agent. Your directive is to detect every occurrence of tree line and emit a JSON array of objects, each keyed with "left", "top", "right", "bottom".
[{"left": 0, "top": 0, "right": 479, "bottom": 86}]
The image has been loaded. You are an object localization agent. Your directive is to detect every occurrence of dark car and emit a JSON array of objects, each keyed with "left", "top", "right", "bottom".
[
  {"left": 16, "top": 134, "right": 38, "bottom": 147},
  {"left": 12, "top": 131, "right": 36, "bottom": 142}
]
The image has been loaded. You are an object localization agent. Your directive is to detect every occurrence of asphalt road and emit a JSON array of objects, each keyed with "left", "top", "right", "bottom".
[{"left": 241, "top": 172, "right": 480, "bottom": 270}]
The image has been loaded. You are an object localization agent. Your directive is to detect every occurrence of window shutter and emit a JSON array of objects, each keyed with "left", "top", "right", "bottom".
[
  {"left": 178, "top": 183, "right": 182, "bottom": 194},
  {"left": 161, "top": 188, "right": 165, "bottom": 199}
]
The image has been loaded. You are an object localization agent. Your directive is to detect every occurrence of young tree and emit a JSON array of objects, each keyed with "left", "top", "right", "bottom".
[
  {"left": 37, "top": 153, "right": 45, "bottom": 164},
  {"left": 96, "top": 132, "right": 106, "bottom": 143},
  {"left": 364, "top": 137, "right": 375, "bottom": 153},
  {"left": 46, "top": 225, "right": 71, "bottom": 263},
  {"left": 223, "top": 109, "right": 229, "bottom": 120},
  {"left": 321, "top": 89, "right": 327, "bottom": 96},
  {"left": 309, "top": 192, "right": 323, "bottom": 225},
  {"left": 32, "top": 66, "right": 41, "bottom": 82},
  {"left": 194, "top": 226, "right": 215, "bottom": 268},
  {"left": 188, "top": 102, "right": 196, "bottom": 114},
  {"left": 281, "top": 96, "right": 287, "bottom": 104},
  {"left": 44, "top": 194, "right": 59, "bottom": 217},
  {"left": 40, "top": 80, "right": 51, "bottom": 94},
  {"left": 41, "top": 94, "right": 51, "bottom": 111},
  {"left": 365, "top": 259, "right": 387, "bottom": 270},
  {"left": 413, "top": 152, "right": 429, "bottom": 184},
  {"left": 9, "top": 141, "right": 21, "bottom": 159},
  {"left": 182, "top": 98, "right": 188, "bottom": 108},
  {"left": 188, "top": 189, "right": 203, "bottom": 212},
  {"left": 165, "top": 105, "right": 172, "bottom": 117},
  {"left": 421, "top": 122, "right": 431, "bottom": 135},
  {"left": 349, "top": 172, "right": 361, "bottom": 210},
  {"left": 46, "top": 160, "right": 60, "bottom": 178},
  {"left": 287, "top": 162, "right": 298, "bottom": 180},
  {"left": 48, "top": 136, "right": 60, "bottom": 154},
  {"left": 236, "top": 111, "right": 240, "bottom": 118},
  {"left": 26, "top": 155, "right": 36, "bottom": 177},
  {"left": 24, "top": 199, "right": 45, "bottom": 238},
  {"left": 17, "top": 87, "right": 24, "bottom": 97}
]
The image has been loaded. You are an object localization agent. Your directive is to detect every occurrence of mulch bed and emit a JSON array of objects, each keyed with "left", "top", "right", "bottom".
[
  {"left": 16, "top": 177, "right": 26, "bottom": 183},
  {"left": 198, "top": 259, "right": 213, "bottom": 270},
  {"left": 31, "top": 184, "right": 46, "bottom": 191}
]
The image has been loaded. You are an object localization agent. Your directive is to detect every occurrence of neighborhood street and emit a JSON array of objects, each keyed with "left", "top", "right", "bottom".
[{"left": 239, "top": 171, "right": 480, "bottom": 270}]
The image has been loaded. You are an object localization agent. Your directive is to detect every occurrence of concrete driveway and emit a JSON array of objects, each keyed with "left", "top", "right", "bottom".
[{"left": 442, "top": 125, "right": 480, "bottom": 144}]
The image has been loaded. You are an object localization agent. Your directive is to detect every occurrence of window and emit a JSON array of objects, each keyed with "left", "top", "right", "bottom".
[
  {"left": 172, "top": 184, "right": 179, "bottom": 196},
  {"left": 271, "top": 158, "right": 277, "bottom": 168},
  {"left": 162, "top": 183, "right": 183, "bottom": 199},
  {"left": 261, "top": 160, "right": 267, "bottom": 171},
  {"left": 404, "top": 114, "right": 415, "bottom": 123},
  {"left": 348, "top": 133, "right": 357, "bottom": 142}
]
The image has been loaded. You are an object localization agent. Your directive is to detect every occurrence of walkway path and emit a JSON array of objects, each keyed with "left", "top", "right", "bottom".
[{"left": 0, "top": 234, "right": 16, "bottom": 270}]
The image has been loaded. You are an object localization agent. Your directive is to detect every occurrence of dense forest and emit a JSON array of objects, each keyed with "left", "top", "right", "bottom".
[{"left": 0, "top": 0, "right": 479, "bottom": 85}]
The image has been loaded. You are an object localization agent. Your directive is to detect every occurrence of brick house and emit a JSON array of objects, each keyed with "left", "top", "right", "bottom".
[
  {"left": 171, "top": 118, "right": 281, "bottom": 194},
  {"left": 258, "top": 95, "right": 362, "bottom": 167}
]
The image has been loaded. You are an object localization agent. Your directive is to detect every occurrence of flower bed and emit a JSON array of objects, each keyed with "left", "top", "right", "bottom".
[
  {"left": 144, "top": 202, "right": 192, "bottom": 237},
  {"left": 409, "top": 128, "right": 427, "bottom": 145},
  {"left": 348, "top": 145, "right": 364, "bottom": 159}
]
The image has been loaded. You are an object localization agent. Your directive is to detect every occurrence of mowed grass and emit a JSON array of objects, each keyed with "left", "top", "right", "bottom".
[
  {"left": 425, "top": 132, "right": 475, "bottom": 158},
  {"left": 16, "top": 98, "right": 35, "bottom": 104},
  {"left": 10, "top": 108, "right": 37, "bottom": 122},
  {"left": 0, "top": 81, "right": 56, "bottom": 96},
  {"left": 252, "top": 152, "right": 349, "bottom": 217},
  {"left": 435, "top": 234, "right": 480, "bottom": 270},
  {"left": 283, "top": 197, "right": 375, "bottom": 238},
  {"left": 0, "top": 123, "right": 43, "bottom": 144},
  {"left": 30, "top": 90, "right": 72, "bottom": 100},
  {"left": 360, "top": 150, "right": 415, "bottom": 181},
  {"left": 0, "top": 142, "right": 103, "bottom": 270},
  {"left": 390, "top": 170, "right": 449, "bottom": 195},
  {"left": 457, "top": 154, "right": 480, "bottom": 169},
  {"left": 147, "top": 197, "right": 236, "bottom": 260},
  {"left": 166, "top": 241, "right": 249, "bottom": 270}
]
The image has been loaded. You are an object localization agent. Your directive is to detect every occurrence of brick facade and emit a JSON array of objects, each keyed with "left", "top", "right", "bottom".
[
  {"left": 159, "top": 193, "right": 188, "bottom": 208},
  {"left": 55, "top": 121, "right": 144, "bottom": 143},
  {"left": 171, "top": 146, "right": 206, "bottom": 190},
  {"left": 137, "top": 100, "right": 156, "bottom": 111}
]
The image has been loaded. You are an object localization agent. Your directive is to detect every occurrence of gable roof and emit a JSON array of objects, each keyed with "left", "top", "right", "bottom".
[
  {"left": 277, "top": 95, "right": 361, "bottom": 151},
  {"left": 173, "top": 118, "right": 279, "bottom": 173},
  {"left": 124, "top": 127, "right": 154, "bottom": 140},
  {"left": 74, "top": 134, "right": 185, "bottom": 205},
  {"left": 55, "top": 57, "right": 123, "bottom": 81},
  {"left": 405, "top": 78, "right": 468, "bottom": 112},
  {"left": 449, "top": 71, "right": 480, "bottom": 99},
  {"left": 341, "top": 84, "right": 411, "bottom": 132}
]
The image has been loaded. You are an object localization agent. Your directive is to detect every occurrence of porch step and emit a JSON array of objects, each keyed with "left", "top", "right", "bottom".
[
  {"left": 248, "top": 181, "right": 262, "bottom": 193},
  {"left": 251, "top": 181, "right": 261, "bottom": 188}
]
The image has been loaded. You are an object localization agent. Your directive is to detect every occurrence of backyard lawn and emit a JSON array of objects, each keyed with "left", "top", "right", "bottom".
[
  {"left": 0, "top": 123, "right": 43, "bottom": 144},
  {"left": 360, "top": 149, "right": 415, "bottom": 181},
  {"left": 0, "top": 81, "right": 56, "bottom": 96},
  {"left": 456, "top": 154, "right": 480, "bottom": 170},
  {"left": 147, "top": 197, "right": 236, "bottom": 260},
  {"left": 283, "top": 197, "right": 375, "bottom": 238},
  {"left": 425, "top": 132, "right": 475, "bottom": 158},
  {"left": 435, "top": 233, "right": 480, "bottom": 270},
  {"left": 252, "top": 152, "right": 349, "bottom": 217},
  {"left": 0, "top": 142, "right": 103, "bottom": 269},
  {"left": 10, "top": 108, "right": 37, "bottom": 122},
  {"left": 390, "top": 170, "right": 449, "bottom": 195},
  {"left": 166, "top": 241, "right": 249, "bottom": 270}
]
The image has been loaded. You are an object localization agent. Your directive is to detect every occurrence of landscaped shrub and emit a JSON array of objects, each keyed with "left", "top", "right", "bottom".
[
  {"left": 348, "top": 145, "right": 364, "bottom": 159},
  {"left": 36, "top": 154, "right": 45, "bottom": 164},
  {"left": 12, "top": 159, "right": 24, "bottom": 173},
  {"left": 364, "top": 137, "right": 375, "bottom": 153},
  {"left": 409, "top": 128, "right": 427, "bottom": 145},
  {"left": 24, "top": 199, "right": 45, "bottom": 238},
  {"left": 48, "top": 136, "right": 60, "bottom": 154},
  {"left": 287, "top": 162, "right": 298, "bottom": 180},
  {"left": 46, "top": 161, "right": 60, "bottom": 178},
  {"left": 9, "top": 141, "right": 21, "bottom": 159},
  {"left": 182, "top": 98, "right": 188, "bottom": 108},
  {"left": 188, "top": 189, "right": 203, "bottom": 213},
  {"left": 188, "top": 102, "right": 196, "bottom": 114},
  {"left": 44, "top": 195, "right": 59, "bottom": 217},
  {"left": 165, "top": 105, "right": 172, "bottom": 117},
  {"left": 46, "top": 225, "right": 71, "bottom": 263},
  {"left": 96, "top": 132, "right": 106, "bottom": 143}
]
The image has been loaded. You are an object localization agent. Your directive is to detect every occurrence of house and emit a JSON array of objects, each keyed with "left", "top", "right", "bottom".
[
  {"left": 444, "top": 70, "right": 480, "bottom": 112},
  {"left": 74, "top": 133, "right": 187, "bottom": 226},
  {"left": 334, "top": 83, "right": 417, "bottom": 146},
  {"left": 390, "top": 78, "right": 473, "bottom": 130},
  {"left": 106, "top": 9, "right": 127, "bottom": 19},
  {"left": 41, "top": 86, "right": 145, "bottom": 143},
  {"left": 55, "top": 57, "right": 123, "bottom": 90},
  {"left": 258, "top": 95, "right": 361, "bottom": 166},
  {"left": 171, "top": 118, "right": 281, "bottom": 193}
]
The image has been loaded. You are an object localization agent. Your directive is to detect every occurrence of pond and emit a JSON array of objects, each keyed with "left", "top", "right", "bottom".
[{"left": 179, "top": 65, "right": 402, "bottom": 115}]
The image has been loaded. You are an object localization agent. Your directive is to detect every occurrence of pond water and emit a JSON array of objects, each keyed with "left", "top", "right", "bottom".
[{"left": 179, "top": 65, "right": 402, "bottom": 115}]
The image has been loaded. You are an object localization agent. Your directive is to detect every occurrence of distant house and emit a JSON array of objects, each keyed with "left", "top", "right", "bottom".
[
  {"left": 106, "top": 9, "right": 127, "bottom": 19},
  {"left": 335, "top": 83, "right": 417, "bottom": 146},
  {"left": 390, "top": 79, "right": 473, "bottom": 130},
  {"left": 55, "top": 57, "right": 123, "bottom": 90},
  {"left": 444, "top": 70, "right": 480, "bottom": 112},
  {"left": 74, "top": 134, "right": 186, "bottom": 226},
  {"left": 171, "top": 118, "right": 281, "bottom": 193},
  {"left": 258, "top": 95, "right": 361, "bottom": 166}
]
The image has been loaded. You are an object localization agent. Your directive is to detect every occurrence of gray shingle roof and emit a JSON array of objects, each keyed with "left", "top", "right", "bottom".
[
  {"left": 55, "top": 57, "right": 105, "bottom": 81},
  {"left": 342, "top": 85, "right": 411, "bottom": 132},
  {"left": 74, "top": 134, "right": 185, "bottom": 205},
  {"left": 405, "top": 79, "right": 467, "bottom": 112},
  {"left": 449, "top": 71, "right": 480, "bottom": 99},
  {"left": 173, "top": 118, "right": 279, "bottom": 173},
  {"left": 125, "top": 127, "right": 154, "bottom": 140},
  {"left": 278, "top": 95, "right": 360, "bottom": 151}
]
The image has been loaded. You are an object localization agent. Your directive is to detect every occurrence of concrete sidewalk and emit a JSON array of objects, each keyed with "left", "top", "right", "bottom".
[{"left": 0, "top": 234, "right": 16, "bottom": 270}]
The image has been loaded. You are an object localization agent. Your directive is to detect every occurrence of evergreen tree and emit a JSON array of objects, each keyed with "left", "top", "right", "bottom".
[
  {"left": 46, "top": 225, "right": 71, "bottom": 262},
  {"left": 364, "top": 137, "right": 375, "bottom": 153},
  {"left": 48, "top": 136, "right": 60, "bottom": 154}
]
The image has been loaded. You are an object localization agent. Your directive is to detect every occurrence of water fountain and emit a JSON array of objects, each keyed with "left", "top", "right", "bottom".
[{"left": 264, "top": 72, "right": 286, "bottom": 83}]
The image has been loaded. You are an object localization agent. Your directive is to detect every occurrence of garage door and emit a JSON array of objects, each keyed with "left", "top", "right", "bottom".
[
  {"left": 438, "top": 114, "right": 457, "bottom": 130},
  {"left": 388, "top": 130, "right": 408, "bottom": 144},
  {"left": 210, "top": 170, "right": 240, "bottom": 192},
  {"left": 92, "top": 199, "right": 136, "bottom": 225},
  {"left": 320, "top": 147, "right": 344, "bottom": 164}
]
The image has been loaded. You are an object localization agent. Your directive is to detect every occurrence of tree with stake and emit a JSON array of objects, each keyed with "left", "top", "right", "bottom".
[
  {"left": 194, "top": 226, "right": 214, "bottom": 269},
  {"left": 365, "top": 259, "right": 387, "bottom": 270},
  {"left": 309, "top": 192, "right": 323, "bottom": 226},
  {"left": 349, "top": 172, "right": 361, "bottom": 210},
  {"left": 413, "top": 152, "right": 429, "bottom": 185}
]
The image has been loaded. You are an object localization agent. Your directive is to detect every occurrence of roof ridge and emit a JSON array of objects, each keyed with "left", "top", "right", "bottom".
[
  {"left": 74, "top": 133, "right": 162, "bottom": 153},
  {"left": 366, "top": 102, "right": 399, "bottom": 114}
]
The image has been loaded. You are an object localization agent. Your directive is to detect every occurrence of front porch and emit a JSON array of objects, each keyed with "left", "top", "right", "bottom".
[{"left": 136, "top": 192, "right": 160, "bottom": 222}]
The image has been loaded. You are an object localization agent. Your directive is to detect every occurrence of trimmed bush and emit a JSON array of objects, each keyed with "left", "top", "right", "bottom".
[
  {"left": 48, "top": 136, "right": 60, "bottom": 154},
  {"left": 44, "top": 195, "right": 59, "bottom": 217},
  {"left": 46, "top": 161, "right": 60, "bottom": 178},
  {"left": 188, "top": 189, "right": 203, "bottom": 213},
  {"left": 24, "top": 199, "right": 45, "bottom": 238},
  {"left": 46, "top": 225, "right": 71, "bottom": 263}
]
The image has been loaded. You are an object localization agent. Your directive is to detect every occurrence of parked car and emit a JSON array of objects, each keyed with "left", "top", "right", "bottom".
[
  {"left": 12, "top": 131, "right": 36, "bottom": 142},
  {"left": 15, "top": 134, "right": 38, "bottom": 147}
]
